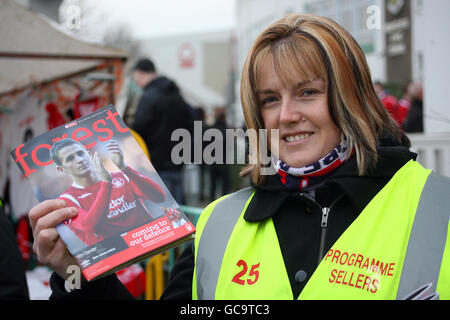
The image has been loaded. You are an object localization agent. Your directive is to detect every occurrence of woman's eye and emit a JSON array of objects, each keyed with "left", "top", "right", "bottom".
[
  {"left": 261, "top": 96, "right": 277, "bottom": 106},
  {"left": 300, "top": 89, "right": 318, "bottom": 97}
]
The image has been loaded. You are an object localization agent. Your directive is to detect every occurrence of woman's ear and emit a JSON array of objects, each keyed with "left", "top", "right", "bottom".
[{"left": 56, "top": 166, "right": 65, "bottom": 174}]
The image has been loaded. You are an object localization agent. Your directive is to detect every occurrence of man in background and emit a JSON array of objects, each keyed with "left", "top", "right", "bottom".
[
  {"left": 131, "top": 58, "right": 194, "bottom": 204},
  {"left": 403, "top": 82, "right": 424, "bottom": 133}
]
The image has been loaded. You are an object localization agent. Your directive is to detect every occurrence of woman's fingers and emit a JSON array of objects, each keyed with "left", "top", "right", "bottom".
[
  {"left": 29, "top": 199, "right": 77, "bottom": 263},
  {"left": 33, "top": 206, "right": 77, "bottom": 241},
  {"left": 28, "top": 199, "right": 80, "bottom": 278},
  {"left": 49, "top": 238, "right": 77, "bottom": 278},
  {"left": 34, "top": 229, "right": 76, "bottom": 279},
  {"left": 33, "top": 228, "right": 60, "bottom": 263},
  {"left": 29, "top": 199, "right": 66, "bottom": 231}
]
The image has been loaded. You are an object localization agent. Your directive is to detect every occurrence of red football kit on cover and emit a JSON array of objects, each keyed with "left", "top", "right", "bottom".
[{"left": 59, "top": 166, "right": 165, "bottom": 245}]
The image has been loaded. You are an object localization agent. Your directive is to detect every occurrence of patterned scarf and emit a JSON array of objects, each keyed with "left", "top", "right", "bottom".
[{"left": 273, "top": 140, "right": 349, "bottom": 191}]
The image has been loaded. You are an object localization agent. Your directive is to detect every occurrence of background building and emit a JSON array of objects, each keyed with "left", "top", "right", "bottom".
[
  {"left": 14, "top": 0, "right": 63, "bottom": 21},
  {"left": 234, "top": 0, "right": 450, "bottom": 135},
  {"left": 136, "top": 30, "right": 235, "bottom": 123},
  {"left": 233, "top": 0, "right": 450, "bottom": 176}
]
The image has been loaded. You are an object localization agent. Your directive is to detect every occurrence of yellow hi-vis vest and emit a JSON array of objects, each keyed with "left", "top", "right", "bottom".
[{"left": 192, "top": 160, "right": 450, "bottom": 299}]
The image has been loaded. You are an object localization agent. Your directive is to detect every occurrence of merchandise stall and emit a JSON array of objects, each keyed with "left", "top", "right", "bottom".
[
  {"left": 0, "top": 0, "right": 139, "bottom": 298},
  {"left": 0, "top": 0, "right": 128, "bottom": 217}
]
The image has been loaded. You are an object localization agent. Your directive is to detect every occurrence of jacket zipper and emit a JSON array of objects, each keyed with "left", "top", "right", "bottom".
[
  {"left": 318, "top": 207, "right": 330, "bottom": 266},
  {"left": 297, "top": 192, "right": 344, "bottom": 267}
]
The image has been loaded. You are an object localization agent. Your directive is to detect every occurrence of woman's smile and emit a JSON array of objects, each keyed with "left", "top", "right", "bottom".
[{"left": 257, "top": 57, "right": 341, "bottom": 168}]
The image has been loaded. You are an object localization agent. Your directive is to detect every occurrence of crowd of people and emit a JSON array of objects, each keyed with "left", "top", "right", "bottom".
[
  {"left": 130, "top": 57, "right": 234, "bottom": 205},
  {"left": 2, "top": 12, "right": 446, "bottom": 301},
  {"left": 374, "top": 81, "right": 424, "bottom": 133}
]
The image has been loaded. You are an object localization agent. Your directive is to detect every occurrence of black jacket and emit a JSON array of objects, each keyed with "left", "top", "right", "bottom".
[
  {"left": 403, "top": 99, "right": 423, "bottom": 133},
  {"left": 49, "top": 135, "right": 415, "bottom": 299},
  {"left": 132, "top": 76, "right": 194, "bottom": 172},
  {"left": 0, "top": 201, "right": 30, "bottom": 299}
]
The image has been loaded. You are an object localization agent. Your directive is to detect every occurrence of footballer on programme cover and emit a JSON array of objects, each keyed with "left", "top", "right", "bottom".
[{"left": 11, "top": 106, "right": 195, "bottom": 281}]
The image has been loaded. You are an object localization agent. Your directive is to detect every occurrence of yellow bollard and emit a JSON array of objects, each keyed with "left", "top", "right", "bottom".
[{"left": 145, "top": 251, "right": 169, "bottom": 300}]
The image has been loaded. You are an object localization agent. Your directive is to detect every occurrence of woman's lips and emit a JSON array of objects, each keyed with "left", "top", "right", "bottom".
[{"left": 282, "top": 132, "right": 314, "bottom": 143}]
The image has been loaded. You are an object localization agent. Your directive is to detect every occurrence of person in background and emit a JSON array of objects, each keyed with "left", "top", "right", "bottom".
[
  {"left": 0, "top": 197, "right": 29, "bottom": 299},
  {"left": 403, "top": 82, "right": 424, "bottom": 133},
  {"left": 192, "top": 106, "right": 209, "bottom": 203},
  {"left": 374, "top": 81, "right": 401, "bottom": 127},
  {"left": 131, "top": 58, "right": 194, "bottom": 204},
  {"left": 397, "top": 85, "right": 411, "bottom": 129},
  {"left": 209, "top": 107, "right": 230, "bottom": 201},
  {"left": 28, "top": 14, "right": 450, "bottom": 300}
]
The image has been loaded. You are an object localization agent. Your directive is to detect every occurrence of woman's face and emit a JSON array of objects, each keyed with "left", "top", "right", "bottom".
[{"left": 257, "top": 57, "right": 341, "bottom": 168}]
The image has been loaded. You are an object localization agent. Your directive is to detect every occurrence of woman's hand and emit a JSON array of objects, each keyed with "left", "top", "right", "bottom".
[{"left": 29, "top": 199, "right": 78, "bottom": 280}]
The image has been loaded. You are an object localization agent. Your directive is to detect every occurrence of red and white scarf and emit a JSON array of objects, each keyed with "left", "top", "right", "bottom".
[{"left": 273, "top": 140, "right": 349, "bottom": 190}]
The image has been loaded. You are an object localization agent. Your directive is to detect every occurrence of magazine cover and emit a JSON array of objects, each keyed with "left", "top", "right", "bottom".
[{"left": 11, "top": 105, "right": 195, "bottom": 281}]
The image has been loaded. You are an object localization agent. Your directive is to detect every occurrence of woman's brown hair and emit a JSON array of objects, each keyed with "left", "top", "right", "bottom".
[{"left": 240, "top": 13, "right": 410, "bottom": 184}]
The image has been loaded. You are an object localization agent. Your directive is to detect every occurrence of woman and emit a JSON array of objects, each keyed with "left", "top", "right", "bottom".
[{"left": 29, "top": 14, "right": 450, "bottom": 300}]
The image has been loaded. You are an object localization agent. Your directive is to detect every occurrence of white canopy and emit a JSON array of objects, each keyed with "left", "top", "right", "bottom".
[{"left": 0, "top": 0, "right": 128, "bottom": 97}]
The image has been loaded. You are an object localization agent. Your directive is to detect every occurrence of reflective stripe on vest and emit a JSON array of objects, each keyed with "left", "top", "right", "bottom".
[
  {"left": 396, "top": 172, "right": 450, "bottom": 299},
  {"left": 194, "top": 187, "right": 255, "bottom": 300},
  {"left": 194, "top": 161, "right": 450, "bottom": 299}
]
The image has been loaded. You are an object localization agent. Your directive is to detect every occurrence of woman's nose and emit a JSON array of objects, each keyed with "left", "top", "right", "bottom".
[{"left": 279, "top": 98, "right": 303, "bottom": 124}]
